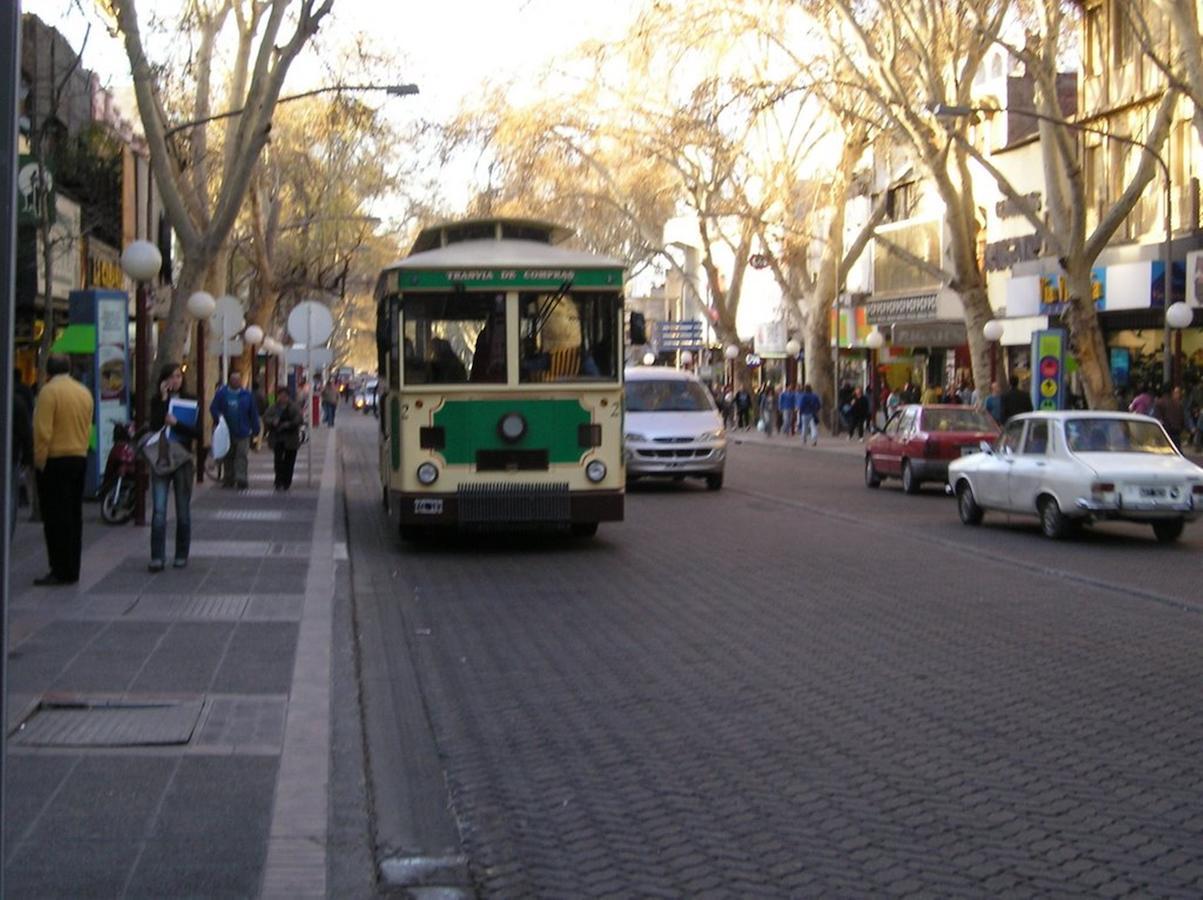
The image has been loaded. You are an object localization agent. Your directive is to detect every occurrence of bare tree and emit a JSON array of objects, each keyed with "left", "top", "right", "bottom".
[{"left": 108, "top": 0, "right": 334, "bottom": 372}]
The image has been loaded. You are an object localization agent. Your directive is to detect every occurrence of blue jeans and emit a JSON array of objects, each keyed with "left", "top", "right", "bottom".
[
  {"left": 799, "top": 413, "right": 818, "bottom": 443},
  {"left": 151, "top": 460, "right": 194, "bottom": 564}
]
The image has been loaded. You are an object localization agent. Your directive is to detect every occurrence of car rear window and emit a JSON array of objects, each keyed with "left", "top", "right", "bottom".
[
  {"left": 920, "top": 408, "right": 998, "bottom": 432},
  {"left": 625, "top": 380, "right": 716, "bottom": 412},
  {"left": 1064, "top": 418, "right": 1178, "bottom": 454}
]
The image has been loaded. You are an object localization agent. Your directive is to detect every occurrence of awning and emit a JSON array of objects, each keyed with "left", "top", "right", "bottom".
[{"left": 50, "top": 323, "right": 95, "bottom": 354}]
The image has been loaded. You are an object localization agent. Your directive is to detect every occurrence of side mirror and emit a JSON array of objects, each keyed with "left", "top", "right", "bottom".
[{"left": 628, "top": 311, "right": 647, "bottom": 345}]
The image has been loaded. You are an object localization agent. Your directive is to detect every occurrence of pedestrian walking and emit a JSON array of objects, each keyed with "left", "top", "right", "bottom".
[
  {"left": 321, "top": 379, "right": 339, "bottom": 427},
  {"left": 984, "top": 381, "right": 1004, "bottom": 424},
  {"left": 209, "top": 368, "right": 260, "bottom": 490},
  {"left": 147, "top": 363, "right": 197, "bottom": 572},
  {"left": 1001, "top": 374, "right": 1033, "bottom": 422},
  {"left": 31, "top": 354, "right": 93, "bottom": 586},
  {"left": 758, "top": 383, "right": 777, "bottom": 435},
  {"left": 734, "top": 387, "right": 752, "bottom": 430},
  {"left": 797, "top": 383, "right": 822, "bottom": 445},
  {"left": 1128, "top": 383, "right": 1155, "bottom": 416},
  {"left": 846, "top": 387, "right": 869, "bottom": 441},
  {"left": 1153, "top": 386, "right": 1186, "bottom": 450},
  {"left": 263, "top": 388, "right": 304, "bottom": 490},
  {"left": 778, "top": 383, "right": 797, "bottom": 436}
]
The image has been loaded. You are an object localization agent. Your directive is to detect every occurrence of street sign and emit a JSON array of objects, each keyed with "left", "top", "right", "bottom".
[
  {"left": 653, "top": 319, "right": 704, "bottom": 350},
  {"left": 286, "top": 346, "right": 333, "bottom": 368},
  {"left": 287, "top": 300, "right": 334, "bottom": 345}
]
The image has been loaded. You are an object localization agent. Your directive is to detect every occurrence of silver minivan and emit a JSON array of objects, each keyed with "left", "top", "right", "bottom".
[{"left": 623, "top": 367, "right": 727, "bottom": 490}]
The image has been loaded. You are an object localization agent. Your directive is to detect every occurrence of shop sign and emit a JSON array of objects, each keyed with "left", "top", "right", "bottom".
[
  {"left": 754, "top": 320, "right": 786, "bottom": 355},
  {"left": 86, "top": 240, "right": 125, "bottom": 291},
  {"left": 891, "top": 321, "right": 967, "bottom": 348},
  {"left": 865, "top": 293, "right": 937, "bottom": 324},
  {"left": 17, "top": 155, "right": 55, "bottom": 226},
  {"left": 1038, "top": 268, "right": 1105, "bottom": 314}
]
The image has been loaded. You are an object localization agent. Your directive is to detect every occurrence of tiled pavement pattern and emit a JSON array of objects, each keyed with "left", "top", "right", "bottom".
[
  {"left": 340, "top": 419, "right": 1203, "bottom": 898},
  {"left": 4, "top": 430, "right": 342, "bottom": 899}
]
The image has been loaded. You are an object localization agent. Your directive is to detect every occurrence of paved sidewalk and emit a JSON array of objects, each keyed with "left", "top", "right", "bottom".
[{"left": 4, "top": 428, "right": 340, "bottom": 898}]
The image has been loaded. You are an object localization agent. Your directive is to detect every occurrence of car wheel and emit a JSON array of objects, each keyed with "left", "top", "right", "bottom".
[
  {"left": 1152, "top": 518, "right": 1185, "bottom": 543},
  {"left": 956, "top": 482, "right": 984, "bottom": 525},
  {"left": 901, "top": 460, "right": 920, "bottom": 494},
  {"left": 864, "top": 455, "right": 881, "bottom": 489},
  {"left": 705, "top": 472, "right": 724, "bottom": 491},
  {"left": 1038, "top": 496, "right": 1072, "bottom": 540}
]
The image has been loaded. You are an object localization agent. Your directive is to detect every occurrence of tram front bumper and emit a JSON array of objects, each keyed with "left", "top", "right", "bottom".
[{"left": 397, "top": 485, "right": 623, "bottom": 529}]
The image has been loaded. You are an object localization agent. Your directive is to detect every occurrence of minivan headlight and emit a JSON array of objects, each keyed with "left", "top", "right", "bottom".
[
  {"left": 624, "top": 432, "right": 647, "bottom": 443},
  {"left": 698, "top": 430, "right": 726, "bottom": 442}
]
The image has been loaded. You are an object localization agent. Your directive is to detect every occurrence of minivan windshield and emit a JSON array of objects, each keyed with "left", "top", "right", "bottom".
[{"left": 625, "top": 380, "right": 716, "bottom": 413}]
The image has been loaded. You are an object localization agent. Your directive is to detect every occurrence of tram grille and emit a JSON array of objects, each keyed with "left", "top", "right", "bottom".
[{"left": 458, "top": 482, "right": 571, "bottom": 525}]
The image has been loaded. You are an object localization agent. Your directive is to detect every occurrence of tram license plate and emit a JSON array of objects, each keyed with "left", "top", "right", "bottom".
[{"left": 414, "top": 499, "right": 444, "bottom": 515}]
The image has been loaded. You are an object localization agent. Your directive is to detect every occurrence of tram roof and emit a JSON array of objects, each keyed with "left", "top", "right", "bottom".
[{"left": 408, "top": 217, "right": 574, "bottom": 254}]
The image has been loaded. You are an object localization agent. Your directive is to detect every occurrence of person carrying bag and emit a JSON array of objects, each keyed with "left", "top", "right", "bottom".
[
  {"left": 145, "top": 363, "right": 197, "bottom": 571},
  {"left": 263, "top": 388, "right": 303, "bottom": 490}
]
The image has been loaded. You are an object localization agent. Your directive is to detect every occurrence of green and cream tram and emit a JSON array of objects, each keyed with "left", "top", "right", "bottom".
[{"left": 375, "top": 218, "right": 626, "bottom": 539}]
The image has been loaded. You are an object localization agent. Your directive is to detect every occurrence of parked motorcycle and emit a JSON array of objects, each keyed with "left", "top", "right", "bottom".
[{"left": 99, "top": 422, "right": 137, "bottom": 524}]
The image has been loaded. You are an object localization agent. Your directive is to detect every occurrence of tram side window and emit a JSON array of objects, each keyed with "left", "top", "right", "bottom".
[
  {"left": 402, "top": 294, "right": 506, "bottom": 385},
  {"left": 519, "top": 291, "right": 619, "bottom": 382}
]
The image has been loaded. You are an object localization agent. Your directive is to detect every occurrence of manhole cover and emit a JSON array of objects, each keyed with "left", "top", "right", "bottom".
[{"left": 13, "top": 699, "right": 204, "bottom": 747}]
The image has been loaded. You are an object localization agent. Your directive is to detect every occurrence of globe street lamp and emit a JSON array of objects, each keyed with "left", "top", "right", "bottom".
[
  {"left": 243, "top": 324, "right": 264, "bottom": 391},
  {"left": 931, "top": 102, "right": 1175, "bottom": 390},
  {"left": 121, "top": 240, "right": 161, "bottom": 526},
  {"left": 680, "top": 350, "right": 694, "bottom": 369},
  {"left": 186, "top": 291, "right": 216, "bottom": 482},
  {"left": 785, "top": 338, "right": 802, "bottom": 386},
  {"left": 642, "top": 351, "right": 656, "bottom": 366}
]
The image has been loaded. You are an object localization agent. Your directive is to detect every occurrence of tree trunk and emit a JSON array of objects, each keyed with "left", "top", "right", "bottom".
[
  {"left": 959, "top": 284, "right": 995, "bottom": 396},
  {"left": 155, "top": 255, "right": 208, "bottom": 374},
  {"left": 1063, "top": 266, "right": 1117, "bottom": 409},
  {"left": 803, "top": 310, "right": 835, "bottom": 432}
]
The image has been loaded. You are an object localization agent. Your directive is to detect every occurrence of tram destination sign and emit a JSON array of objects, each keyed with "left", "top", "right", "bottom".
[{"left": 396, "top": 268, "right": 623, "bottom": 290}]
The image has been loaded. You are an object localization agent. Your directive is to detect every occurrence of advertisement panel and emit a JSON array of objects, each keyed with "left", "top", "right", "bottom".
[{"left": 1030, "top": 328, "right": 1066, "bottom": 412}]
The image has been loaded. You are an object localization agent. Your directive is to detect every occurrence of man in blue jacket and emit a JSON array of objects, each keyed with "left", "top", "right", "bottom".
[
  {"left": 210, "top": 369, "right": 260, "bottom": 489},
  {"left": 797, "top": 383, "right": 822, "bottom": 446}
]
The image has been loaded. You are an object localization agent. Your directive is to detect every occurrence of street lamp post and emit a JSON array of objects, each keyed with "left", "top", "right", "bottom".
[
  {"left": 931, "top": 103, "right": 1174, "bottom": 389},
  {"left": 186, "top": 291, "right": 216, "bottom": 483},
  {"left": 983, "top": 318, "right": 1005, "bottom": 387},
  {"left": 121, "top": 241, "right": 162, "bottom": 527},
  {"left": 866, "top": 329, "right": 885, "bottom": 427},
  {"left": 724, "top": 343, "right": 740, "bottom": 388},
  {"left": 1165, "top": 301, "right": 1195, "bottom": 387},
  {"left": 162, "top": 83, "right": 419, "bottom": 140},
  {"left": 785, "top": 338, "right": 802, "bottom": 387}
]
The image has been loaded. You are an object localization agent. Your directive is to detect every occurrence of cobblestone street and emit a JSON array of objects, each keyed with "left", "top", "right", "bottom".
[{"left": 344, "top": 417, "right": 1203, "bottom": 897}]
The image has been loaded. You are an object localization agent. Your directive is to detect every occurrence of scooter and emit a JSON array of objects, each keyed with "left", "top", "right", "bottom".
[{"left": 99, "top": 422, "right": 137, "bottom": 524}]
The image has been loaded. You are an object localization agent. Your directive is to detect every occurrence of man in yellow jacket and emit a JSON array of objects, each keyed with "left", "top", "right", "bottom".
[{"left": 32, "top": 354, "right": 94, "bottom": 586}]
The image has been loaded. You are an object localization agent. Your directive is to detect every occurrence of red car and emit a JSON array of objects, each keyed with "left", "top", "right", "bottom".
[{"left": 865, "top": 404, "right": 1001, "bottom": 493}]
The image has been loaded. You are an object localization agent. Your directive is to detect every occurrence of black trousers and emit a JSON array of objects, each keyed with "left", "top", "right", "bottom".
[
  {"left": 274, "top": 443, "right": 298, "bottom": 489},
  {"left": 37, "top": 456, "right": 86, "bottom": 581}
]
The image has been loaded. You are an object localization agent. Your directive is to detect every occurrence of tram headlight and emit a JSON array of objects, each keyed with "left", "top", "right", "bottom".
[
  {"left": 416, "top": 462, "right": 440, "bottom": 485},
  {"left": 585, "top": 460, "right": 607, "bottom": 483},
  {"left": 498, "top": 412, "right": 527, "bottom": 443}
]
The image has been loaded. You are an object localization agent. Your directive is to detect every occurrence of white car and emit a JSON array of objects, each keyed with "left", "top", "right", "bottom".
[
  {"left": 947, "top": 411, "right": 1203, "bottom": 542},
  {"left": 624, "top": 367, "right": 727, "bottom": 490}
]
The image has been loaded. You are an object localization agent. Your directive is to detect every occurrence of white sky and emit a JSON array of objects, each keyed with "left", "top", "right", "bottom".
[{"left": 25, "top": 0, "right": 643, "bottom": 131}]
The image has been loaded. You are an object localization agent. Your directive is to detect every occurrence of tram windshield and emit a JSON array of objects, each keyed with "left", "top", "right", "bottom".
[
  {"left": 519, "top": 291, "right": 620, "bottom": 383},
  {"left": 403, "top": 293, "right": 507, "bottom": 384}
]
